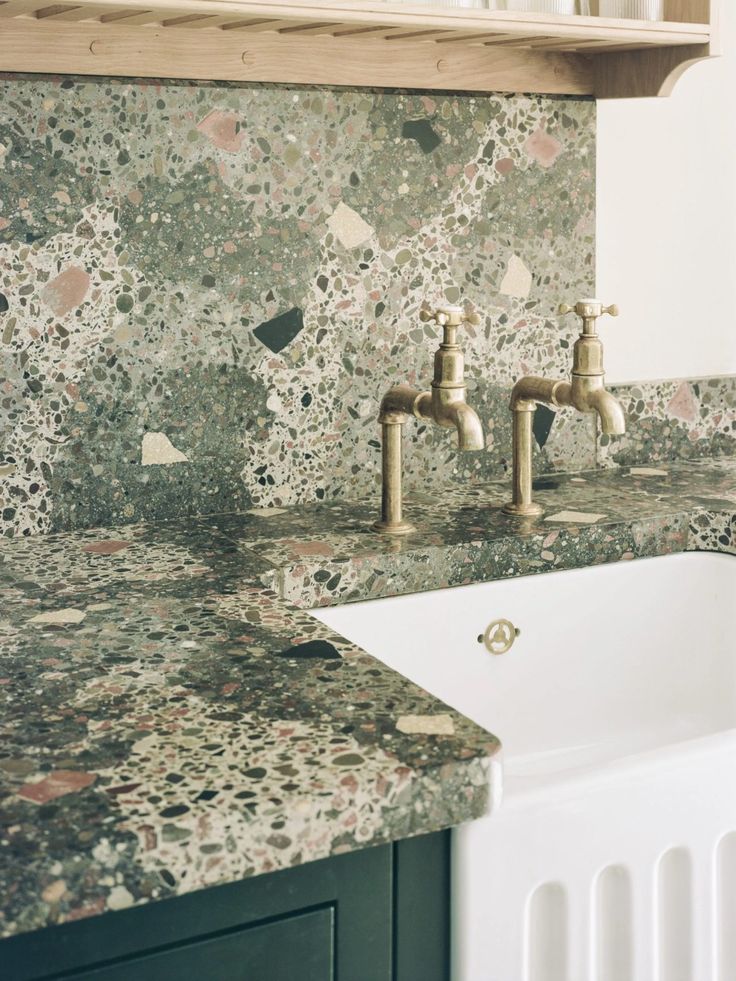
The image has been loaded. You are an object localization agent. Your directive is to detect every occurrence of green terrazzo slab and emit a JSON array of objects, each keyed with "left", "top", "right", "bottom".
[{"left": 1, "top": 457, "right": 735, "bottom": 939}]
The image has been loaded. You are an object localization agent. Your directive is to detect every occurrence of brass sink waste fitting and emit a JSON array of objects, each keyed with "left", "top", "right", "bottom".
[
  {"left": 504, "top": 299, "right": 626, "bottom": 519},
  {"left": 374, "top": 304, "right": 485, "bottom": 536}
]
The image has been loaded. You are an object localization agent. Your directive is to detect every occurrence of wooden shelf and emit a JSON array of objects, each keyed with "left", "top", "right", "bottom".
[{"left": 0, "top": 0, "right": 720, "bottom": 97}]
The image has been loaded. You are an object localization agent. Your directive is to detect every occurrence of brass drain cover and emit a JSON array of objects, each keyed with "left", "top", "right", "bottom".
[{"left": 479, "top": 619, "right": 520, "bottom": 655}]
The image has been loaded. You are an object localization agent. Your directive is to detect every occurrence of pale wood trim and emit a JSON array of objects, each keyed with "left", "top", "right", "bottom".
[
  {"left": 595, "top": 1, "right": 718, "bottom": 96},
  {"left": 707, "top": 0, "right": 721, "bottom": 58},
  {"left": 0, "top": 0, "right": 717, "bottom": 98},
  {"left": 595, "top": 42, "right": 711, "bottom": 96},
  {"left": 0, "top": 0, "right": 714, "bottom": 42},
  {"left": 0, "top": 17, "right": 594, "bottom": 94},
  {"left": 665, "top": 0, "right": 709, "bottom": 24}
]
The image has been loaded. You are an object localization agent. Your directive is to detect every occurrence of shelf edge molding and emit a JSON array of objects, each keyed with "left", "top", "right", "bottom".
[
  {"left": 0, "top": 0, "right": 720, "bottom": 98},
  {"left": 0, "top": 18, "right": 597, "bottom": 95}
]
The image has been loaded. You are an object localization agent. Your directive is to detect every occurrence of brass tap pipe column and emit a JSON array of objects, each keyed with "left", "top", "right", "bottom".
[
  {"left": 504, "top": 378, "right": 571, "bottom": 518},
  {"left": 374, "top": 402, "right": 421, "bottom": 535},
  {"left": 503, "top": 300, "right": 625, "bottom": 520},
  {"left": 374, "top": 386, "right": 426, "bottom": 535},
  {"left": 376, "top": 419, "right": 413, "bottom": 535},
  {"left": 508, "top": 407, "right": 539, "bottom": 518},
  {"left": 381, "top": 420, "right": 402, "bottom": 533},
  {"left": 374, "top": 305, "right": 484, "bottom": 536}
]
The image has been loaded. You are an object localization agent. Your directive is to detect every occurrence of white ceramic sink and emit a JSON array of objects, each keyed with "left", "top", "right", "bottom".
[
  {"left": 311, "top": 552, "right": 736, "bottom": 980},
  {"left": 311, "top": 552, "right": 736, "bottom": 792}
]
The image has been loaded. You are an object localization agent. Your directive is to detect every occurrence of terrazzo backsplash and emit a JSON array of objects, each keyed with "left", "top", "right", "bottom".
[
  {"left": 0, "top": 75, "right": 733, "bottom": 539},
  {"left": 600, "top": 376, "right": 736, "bottom": 469}
]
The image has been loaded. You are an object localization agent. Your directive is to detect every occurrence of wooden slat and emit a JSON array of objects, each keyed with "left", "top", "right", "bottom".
[
  {"left": 33, "top": 3, "right": 80, "bottom": 16},
  {"left": 543, "top": 36, "right": 660, "bottom": 50},
  {"left": 161, "top": 12, "right": 215, "bottom": 25},
  {"left": 179, "top": 10, "right": 302, "bottom": 31},
  {"left": 98, "top": 8, "right": 152, "bottom": 22},
  {"left": 0, "top": 0, "right": 48, "bottom": 15},
  {"left": 218, "top": 18, "right": 280, "bottom": 29},
  {"left": 168, "top": 12, "right": 252, "bottom": 27},
  {"left": 0, "top": 16, "right": 594, "bottom": 94},
  {"left": 25, "top": 2, "right": 115, "bottom": 19},
  {"left": 482, "top": 34, "right": 555, "bottom": 47},
  {"left": 0, "top": 0, "right": 714, "bottom": 46},
  {"left": 233, "top": 17, "right": 308, "bottom": 30},
  {"left": 434, "top": 32, "right": 522, "bottom": 45},
  {"left": 330, "top": 24, "right": 391, "bottom": 37},
  {"left": 277, "top": 20, "right": 342, "bottom": 33},
  {"left": 383, "top": 28, "right": 452, "bottom": 40},
  {"left": 100, "top": 10, "right": 163, "bottom": 24},
  {"left": 520, "top": 34, "right": 601, "bottom": 48}
]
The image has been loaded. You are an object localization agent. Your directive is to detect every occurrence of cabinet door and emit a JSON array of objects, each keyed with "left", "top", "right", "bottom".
[
  {"left": 3, "top": 843, "right": 392, "bottom": 981},
  {"left": 2, "top": 834, "right": 449, "bottom": 981},
  {"left": 72, "top": 908, "right": 333, "bottom": 981}
]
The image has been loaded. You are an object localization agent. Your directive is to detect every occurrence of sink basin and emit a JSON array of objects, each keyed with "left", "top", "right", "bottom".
[
  {"left": 311, "top": 552, "right": 736, "bottom": 793},
  {"left": 311, "top": 552, "right": 736, "bottom": 980}
]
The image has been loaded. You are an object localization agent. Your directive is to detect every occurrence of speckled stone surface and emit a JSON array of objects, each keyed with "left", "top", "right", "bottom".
[
  {"left": 1, "top": 457, "right": 735, "bottom": 939},
  {"left": 599, "top": 376, "right": 736, "bottom": 467},
  {"left": 201, "top": 458, "right": 736, "bottom": 607},
  {"left": 0, "top": 517, "right": 495, "bottom": 940},
  {"left": 0, "top": 74, "right": 597, "bottom": 537}
]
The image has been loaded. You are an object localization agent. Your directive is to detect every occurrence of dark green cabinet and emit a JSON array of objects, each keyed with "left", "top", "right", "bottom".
[
  {"left": 2, "top": 832, "right": 450, "bottom": 981},
  {"left": 70, "top": 909, "right": 335, "bottom": 981}
]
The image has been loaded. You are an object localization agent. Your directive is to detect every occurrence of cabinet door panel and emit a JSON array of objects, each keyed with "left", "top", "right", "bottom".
[
  {"left": 73, "top": 908, "right": 333, "bottom": 981},
  {"left": 2, "top": 835, "right": 451, "bottom": 981}
]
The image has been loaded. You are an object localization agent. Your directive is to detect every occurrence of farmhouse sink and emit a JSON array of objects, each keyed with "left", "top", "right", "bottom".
[{"left": 312, "top": 553, "right": 736, "bottom": 981}]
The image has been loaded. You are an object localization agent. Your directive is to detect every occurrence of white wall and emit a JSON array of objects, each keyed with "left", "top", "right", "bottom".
[{"left": 597, "top": 3, "right": 736, "bottom": 382}]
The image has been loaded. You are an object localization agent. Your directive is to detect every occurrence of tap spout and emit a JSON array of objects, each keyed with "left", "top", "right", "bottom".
[
  {"left": 444, "top": 401, "right": 485, "bottom": 451},
  {"left": 504, "top": 298, "right": 626, "bottom": 520},
  {"left": 585, "top": 387, "right": 626, "bottom": 435}
]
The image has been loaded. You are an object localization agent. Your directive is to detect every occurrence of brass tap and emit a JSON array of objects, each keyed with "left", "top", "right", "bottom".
[
  {"left": 374, "top": 304, "right": 485, "bottom": 536},
  {"left": 503, "top": 299, "right": 626, "bottom": 519}
]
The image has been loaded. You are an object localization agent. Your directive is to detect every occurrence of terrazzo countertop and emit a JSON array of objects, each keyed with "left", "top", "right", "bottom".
[{"left": 1, "top": 457, "right": 735, "bottom": 939}]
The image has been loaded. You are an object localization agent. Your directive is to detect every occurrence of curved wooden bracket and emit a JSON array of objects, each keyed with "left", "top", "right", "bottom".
[
  {"left": 594, "top": 42, "right": 714, "bottom": 99},
  {"left": 595, "top": 0, "right": 719, "bottom": 98}
]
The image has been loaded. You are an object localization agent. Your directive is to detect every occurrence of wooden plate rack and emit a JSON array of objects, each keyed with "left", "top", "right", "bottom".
[{"left": 0, "top": 0, "right": 720, "bottom": 97}]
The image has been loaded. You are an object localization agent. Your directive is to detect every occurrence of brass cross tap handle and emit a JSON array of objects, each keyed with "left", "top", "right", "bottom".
[
  {"left": 419, "top": 305, "right": 481, "bottom": 346},
  {"left": 559, "top": 299, "right": 619, "bottom": 335},
  {"left": 559, "top": 300, "right": 619, "bottom": 318},
  {"left": 419, "top": 304, "right": 481, "bottom": 327}
]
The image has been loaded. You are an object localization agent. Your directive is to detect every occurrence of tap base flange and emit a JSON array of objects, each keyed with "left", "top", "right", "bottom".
[
  {"left": 502, "top": 501, "right": 544, "bottom": 519},
  {"left": 373, "top": 519, "right": 416, "bottom": 536}
]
